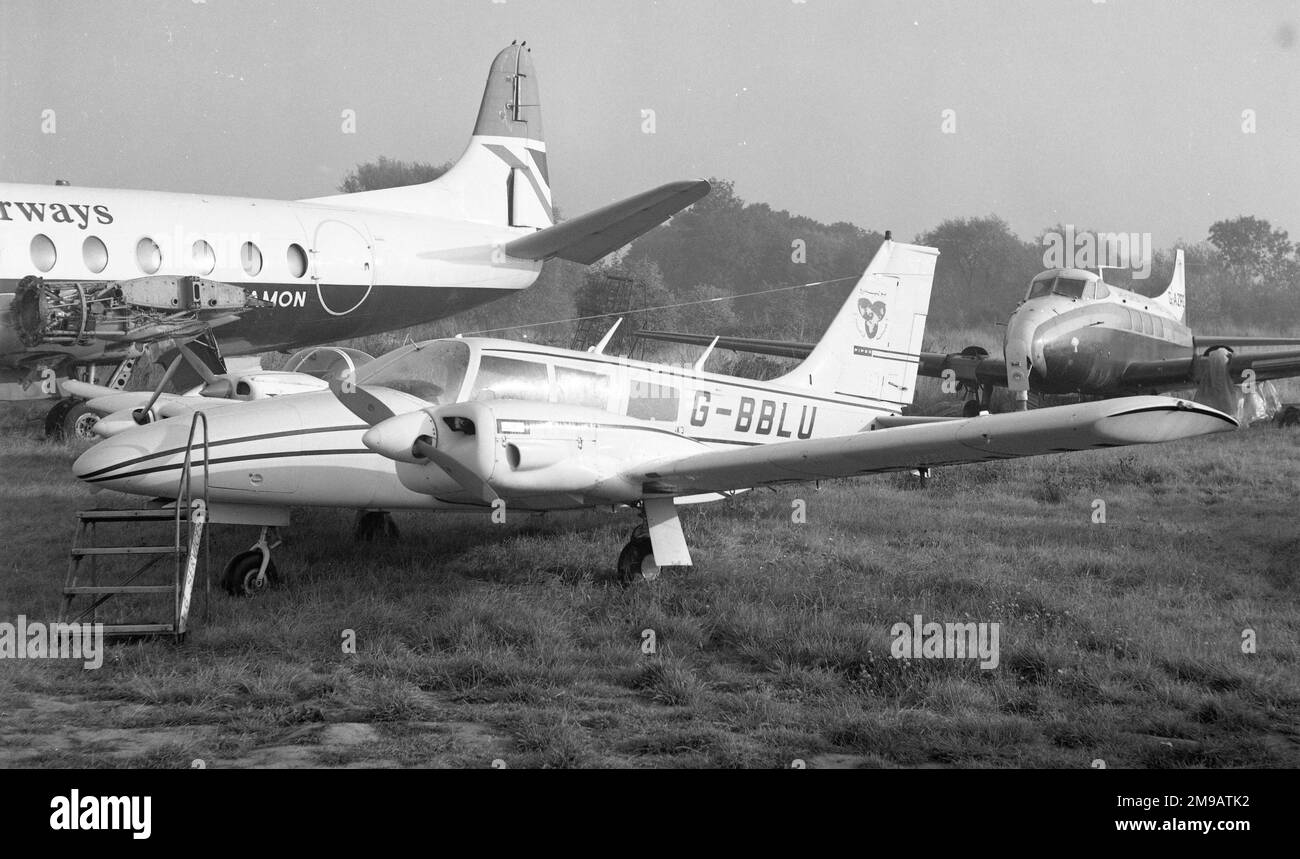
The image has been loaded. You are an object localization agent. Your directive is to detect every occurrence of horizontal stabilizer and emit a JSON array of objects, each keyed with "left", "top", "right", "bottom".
[{"left": 505, "top": 180, "right": 710, "bottom": 264}]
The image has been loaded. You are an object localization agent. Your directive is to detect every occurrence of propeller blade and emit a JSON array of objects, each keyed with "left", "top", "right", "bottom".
[
  {"left": 330, "top": 380, "right": 396, "bottom": 427},
  {"left": 423, "top": 447, "right": 499, "bottom": 505}
]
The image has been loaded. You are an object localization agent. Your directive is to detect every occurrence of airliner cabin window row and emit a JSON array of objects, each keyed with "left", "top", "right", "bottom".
[{"left": 20, "top": 232, "right": 305, "bottom": 278}]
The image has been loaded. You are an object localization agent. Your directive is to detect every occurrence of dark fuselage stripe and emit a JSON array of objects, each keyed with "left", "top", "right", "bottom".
[
  {"left": 84, "top": 448, "right": 374, "bottom": 484},
  {"left": 77, "top": 423, "right": 369, "bottom": 480}
]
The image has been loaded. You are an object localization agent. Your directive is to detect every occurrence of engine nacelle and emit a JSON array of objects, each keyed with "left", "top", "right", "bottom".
[{"left": 375, "top": 398, "right": 711, "bottom": 506}]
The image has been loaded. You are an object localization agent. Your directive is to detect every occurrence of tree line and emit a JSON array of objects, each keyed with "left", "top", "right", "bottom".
[{"left": 339, "top": 158, "right": 1300, "bottom": 356}]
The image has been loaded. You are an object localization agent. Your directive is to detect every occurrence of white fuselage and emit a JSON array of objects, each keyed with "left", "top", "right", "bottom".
[{"left": 73, "top": 337, "right": 896, "bottom": 519}]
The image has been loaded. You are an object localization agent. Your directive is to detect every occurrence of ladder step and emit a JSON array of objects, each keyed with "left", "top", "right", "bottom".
[
  {"left": 77, "top": 509, "right": 180, "bottom": 522},
  {"left": 71, "top": 545, "right": 179, "bottom": 556},
  {"left": 64, "top": 585, "right": 175, "bottom": 595},
  {"left": 102, "top": 624, "right": 176, "bottom": 636}
]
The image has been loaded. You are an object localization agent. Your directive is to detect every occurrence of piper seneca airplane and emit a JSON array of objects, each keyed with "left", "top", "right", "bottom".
[
  {"left": 0, "top": 42, "right": 709, "bottom": 437},
  {"left": 637, "top": 250, "right": 1300, "bottom": 416},
  {"left": 73, "top": 239, "right": 1237, "bottom": 593}
]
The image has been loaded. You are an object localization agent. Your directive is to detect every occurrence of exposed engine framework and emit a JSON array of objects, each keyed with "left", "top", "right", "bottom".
[{"left": 13, "top": 274, "right": 267, "bottom": 349}]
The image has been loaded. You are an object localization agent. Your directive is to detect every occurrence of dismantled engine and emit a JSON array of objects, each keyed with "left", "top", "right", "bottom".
[{"left": 13, "top": 274, "right": 267, "bottom": 348}]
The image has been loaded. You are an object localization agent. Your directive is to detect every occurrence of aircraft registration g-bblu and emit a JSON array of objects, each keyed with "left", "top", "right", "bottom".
[
  {"left": 73, "top": 240, "right": 1238, "bottom": 592},
  {"left": 0, "top": 42, "right": 709, "bottom": 436}
]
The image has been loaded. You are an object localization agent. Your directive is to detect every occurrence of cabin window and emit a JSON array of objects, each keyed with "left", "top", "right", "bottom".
[
  {"left": 628, "top": 377, "right": 680, "bottom": 421},
  {"left": 136, "top": 237, "right": 162, "bottom": 274},
  {"left": 82, "top": 236, "right": 108, "bottom": 273},
  {"left": 471, "top": 355, "right": 550, "bottom": 402},
  {"left": 1141, "top": 313, "right": 1153, "bottom": 335},
  {"left": 555, "top": 367, "right": 611, "bottom": 409},
  {"left": 287, "top": 243, "right": 308, "bottom": 278},
  {"left": 192, "top": 240, "right": 216, "bottom": 276},
  {"left": 241, "top": 242, "right": 263, "bottom": 276},
  {"left": 30, "top": 234, "right": 56, "bottom": 272}
]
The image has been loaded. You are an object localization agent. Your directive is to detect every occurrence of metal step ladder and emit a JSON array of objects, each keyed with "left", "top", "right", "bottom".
[{"left": 61, "top": 412, "right": 211, "bottom": 640}]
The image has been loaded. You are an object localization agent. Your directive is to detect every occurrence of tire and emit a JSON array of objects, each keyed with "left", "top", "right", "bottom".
[
  {"left": 62, "top": 403, "right": 100, "bottom": 440},
  {"left": 44, "top": 399, "right": 76, "bottom": 439},
  {"left": 615, "top": 537, "right": 659, "bottom": 585},
  {"left": 961, "top": 399, "right": 981, "bottom": 418},
  {"left": 221, "top": 550, "right": 279, "bottom": 597}
]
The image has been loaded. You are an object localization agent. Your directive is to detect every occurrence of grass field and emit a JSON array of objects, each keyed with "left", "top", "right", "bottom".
[{"left": 1, "top": 416, "right": 1298, "bottom": 768}]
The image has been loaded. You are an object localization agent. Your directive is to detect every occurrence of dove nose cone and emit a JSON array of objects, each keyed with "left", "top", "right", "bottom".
[{"left": 362, "top": 411, "right": 435, "bottom": 464}]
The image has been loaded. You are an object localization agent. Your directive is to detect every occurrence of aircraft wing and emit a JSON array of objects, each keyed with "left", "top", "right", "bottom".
[
  {"left": 1120, "top": 348, "right": 1300, "bottom": 388},
  {"left": 627, "top": 396, "right": 1235, "bottom": 496},
  {"left": 1193, "top": 335, "right": 1300, "bottom": 350},
  {"left": 505, "top": 180, "right": 710, "bottom": 265}
]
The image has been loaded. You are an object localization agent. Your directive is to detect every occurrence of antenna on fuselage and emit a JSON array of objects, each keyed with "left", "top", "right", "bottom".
[{"left": 590, "top": 318, "right": 624, "bottom": 354}]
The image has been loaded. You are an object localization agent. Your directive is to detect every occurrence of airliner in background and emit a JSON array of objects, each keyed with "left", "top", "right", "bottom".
[{"left": 0, "top": 42, "right": 709, "bottom": 437}]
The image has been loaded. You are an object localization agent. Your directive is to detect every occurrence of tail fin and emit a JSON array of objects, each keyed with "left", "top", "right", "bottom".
[
  {"left": 774, "top": 239, "right": 937, "bottom": 411},
  {"left": 305, "top": 43, "right": 551, "bottom": 227},
  {"left": 1156, "top": 249, "right": 1187, "bottom": 324}
]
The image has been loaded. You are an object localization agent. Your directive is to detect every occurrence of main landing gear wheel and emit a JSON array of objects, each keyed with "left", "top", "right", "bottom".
[
  {"left": 616, "top": 536, "right": 660, "bottom": 585},
  {"left": 221, "top": 551, "right": 279, "bottom": 597},
  {"left": 45, "top": 399, "right": 98, "bottom": 440}
]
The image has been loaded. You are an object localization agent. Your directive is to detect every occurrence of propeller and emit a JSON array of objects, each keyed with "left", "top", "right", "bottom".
[
  {"left": 1003, "top": 314, "right": 1035, "bottom": 411},
  {"left": 358, "top": 403, "right": 500, "bottom": 504},
  {"left": 330, "top": 377, "right": 397, "bottom": 427}
]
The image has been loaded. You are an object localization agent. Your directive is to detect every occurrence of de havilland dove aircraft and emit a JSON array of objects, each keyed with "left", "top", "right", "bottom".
[
  {"left": 0, "top": 42, "right": 709, "bottom": 437},
  {"left": 637, "top": 250, "right": 1300, "bottom": 416},
  {"left": 73, "top": 240, "right": 1237, "bottom": 593}
]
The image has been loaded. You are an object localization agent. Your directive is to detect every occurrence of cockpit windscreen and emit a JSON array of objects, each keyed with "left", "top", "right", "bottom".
[{"left": 356, "top": 340, "right": 471, "bottom": 405}]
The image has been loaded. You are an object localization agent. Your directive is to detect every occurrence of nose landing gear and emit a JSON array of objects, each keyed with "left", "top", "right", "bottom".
[{"left": 221, "top": 526, "right": 281, "bottom": 596}]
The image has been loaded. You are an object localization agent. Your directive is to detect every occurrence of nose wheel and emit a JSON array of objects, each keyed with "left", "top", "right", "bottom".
[{"left": 221, "top": 527, "right": 281, "bottom": 597}]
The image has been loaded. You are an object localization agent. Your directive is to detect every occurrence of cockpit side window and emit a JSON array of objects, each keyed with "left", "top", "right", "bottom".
[
  {"left": 356, "top": 340, "right": 470, "bottom": 405},
  {"left": 471, "top": 355, "right": 551, "bottom": 402}
]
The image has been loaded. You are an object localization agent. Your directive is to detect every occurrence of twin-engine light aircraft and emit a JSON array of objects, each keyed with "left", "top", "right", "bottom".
[
  {"left": 73, "top": 240, "right": 1237, "bottom": 593},
  {"left": 0, "top": 42, "right": 709, "bottom": 436},
  {"left": 639, "top": 250, "right": 1300, "bottom": 416}
]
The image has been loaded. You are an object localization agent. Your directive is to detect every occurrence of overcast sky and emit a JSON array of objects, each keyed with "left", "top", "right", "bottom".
[{"left": 2, "top": 0, "right": 1296, "bottom": 248}]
